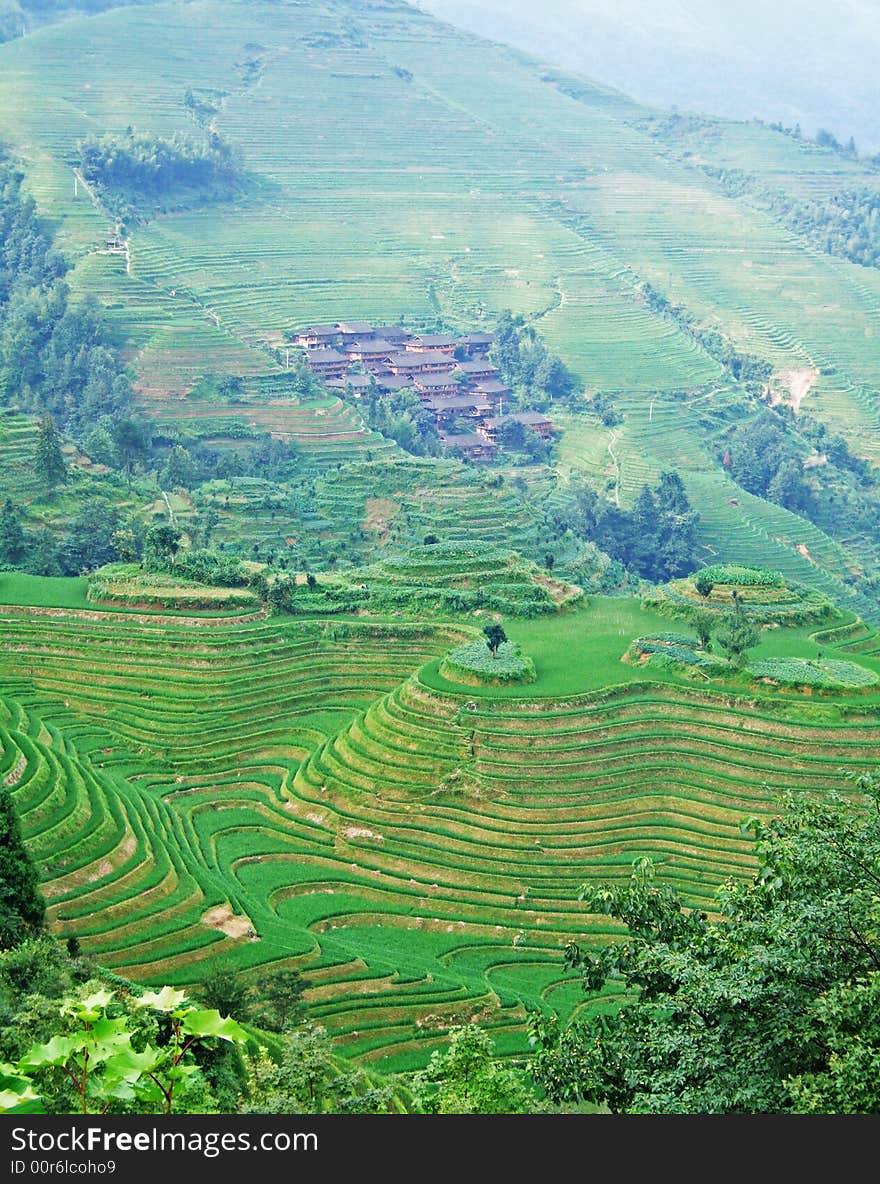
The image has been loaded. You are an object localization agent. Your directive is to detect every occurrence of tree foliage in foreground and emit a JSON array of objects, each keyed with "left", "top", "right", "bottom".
[{"left": 530, "top": 772, "right": 880, "bottom": 1113}]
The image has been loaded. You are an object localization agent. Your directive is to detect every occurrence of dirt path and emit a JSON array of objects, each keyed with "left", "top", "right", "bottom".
[
  {"left": 607, "top": 430, "right": 621, "bottom": 507},
  {"left": 779, "top": 366, "right": 820, "bottom": 414}
]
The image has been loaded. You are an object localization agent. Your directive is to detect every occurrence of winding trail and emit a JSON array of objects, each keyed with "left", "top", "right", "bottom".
[{"left": 607, "top": 429, "right": 621, "bottom": 507}]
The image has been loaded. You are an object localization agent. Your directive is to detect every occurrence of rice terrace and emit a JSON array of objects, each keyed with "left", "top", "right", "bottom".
[{"left": 1, "top": 0, "right": 880, "bottom": 1119}]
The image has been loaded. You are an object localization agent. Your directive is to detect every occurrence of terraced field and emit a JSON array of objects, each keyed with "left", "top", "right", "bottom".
[{"left": 3, "top": 584, "right": 879, "bottom": 1069}]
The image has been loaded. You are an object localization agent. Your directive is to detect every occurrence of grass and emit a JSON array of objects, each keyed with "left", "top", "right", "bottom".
[{"left": 4, "top": 588, "right": 880, "bottom": 1071}]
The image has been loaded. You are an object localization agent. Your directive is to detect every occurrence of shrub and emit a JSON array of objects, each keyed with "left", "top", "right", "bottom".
[
  {"left": 748, "top": 658, "right": 879, "bottom": 690},
  {"left": 440, "top": 640, "right": 536, "bottom": 686},
  {"left": 695, "top": 565, "right": 785, "bottom": 588}
]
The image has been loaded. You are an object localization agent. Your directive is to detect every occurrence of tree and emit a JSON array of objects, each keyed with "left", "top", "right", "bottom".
[
  {"left": 159, "top": 445, "right": 199, "bottom": 491},
  {"left": 248, "top": 968, "right": 308, "bottom": 1033},
  {"left": 483, "top": 622, "right": 507, "bottom": 658},
  {"left": 544, "top": 552, "right": 555, "bottom": 573},
  {"left": 197, "top": 968, "right": 250, "bottom": 1019},
  {"left": 33, "top": 414, "right": 67, "bottom": 491},
  {"left": 0, "top": 790, "right": 45, "bottom": 948},
  {"left": 715, "top": 613, "right": 759, "bottom": 667},
  {"left": 529, "top": 771, "right": 880, "bottom": 1114},
  {"left": 691, "top": 609, "right": 714, "bottom": 650},
  {"left": 143, "top": 523, "right": 182, "bottom": 569},
  {"left": 0, "top": 497, "right": 25, "bottom": 565},
  {"left": 694, "top": 572, "right": 714, "bottom": 599},
  {"left": 111, "top": 417, "right": 150, "bottom": 492},
  {"left": 244, "top": 1023, "right": 392, "bottom": 1114},
  {"left": 411, "top": 1023, "right": 536, "bottom": 1113}
]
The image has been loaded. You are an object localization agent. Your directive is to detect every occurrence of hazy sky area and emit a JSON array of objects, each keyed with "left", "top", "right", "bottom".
[{"left": 417, "top": 0, "right": 880, "bottom": 154}]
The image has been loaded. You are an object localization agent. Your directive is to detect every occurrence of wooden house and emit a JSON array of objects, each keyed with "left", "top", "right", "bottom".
[
  {"left": 336, "top": 321, "right": 374, "bottom": 343},
  {"left": 344, "top": 340, "right": 395, "bottom": 368},
  {"left": 376, "top": 374, "right": 416, "bottom": 394},
  {"left": 453, "top": 360, "right": 499, "bottom": 382},
  {"left": 372, "top": 325, "right": 412, "bottom": 345},
  {"left": 472, "top": 378, "right": 512, "bottom": 404},
  {"left": 325, "top": 373, "right": 375, "bottom": 397},
  {"left": 388, "top": 350, "right": 457, "bottom": 376},
  {"left": 456, "top": 332, "right": 495, "bottom": 356},
  {"left": 414, "top": 372, "right": 462, "bottom": 399},
  {"left": 480, "top": 410, "right": 554, "bottom": 441},
  {"left": 305, "top": 348, "right": 349, "bottom": 378},
  {"left": 405, "top": 333, "right": 458, "bottom": 354},
  {"left": 440, "top": 432, "right": 496, "bottom": 460},
  {"left": 294, "top": 325, "right": 339, "bottom": 349},
  {"left": 424, "top": 394, "right": 492, "bottom": 426}
]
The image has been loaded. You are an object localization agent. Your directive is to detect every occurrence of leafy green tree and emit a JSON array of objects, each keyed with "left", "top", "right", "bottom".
[
  {"left": 143, "top": 523, "right": 182, "bottom": 569},
  {"left": 715, "top": 613, "right": 760, "bottom": 667},
  {"left": 59, "top": 499, "right": 121, "bottom": 574},
  {"left": 159, "top": 444, "right": 199, "bottom": 491},
  {"left": 197, "top": 968, "right": 251, "bottom": 1019},
  {"left": 530, "top": 772, "right": 880, "bottom": 1113},
  {"left": 694, "top": 572, "right": 714, "bottom": 599},
  {"left": 27, "top": 529, "right": 61, "bottom": 577},
  {"left": 483, "top": 622, "right": 507, "bottom": 657},
  {"left": 0, "top": 497, "right": 25, "bottom": 565},
  {"left": 544, "top": 552, "right": 555, "bottom": 572},
  {"left": 33, "top": 414, "right": 67, "bottom": 491},
  {"left": 248, "top": 967, "right": 308, "bottom": 1032},
  {"left": 412, "top": 1024, "right": 536, "bottom": 1113},
  {"left": 244, "top": 1023, "right": 391, "bottom": 1114},
  {"left": 111, "top": 417, "right": 150, "bottom": 492},
  {"left": 0, "top": 789, "right": 45, "bottom": 948},
  {"left": 691, "top": 608, "right": 715, "bottom": 650}
]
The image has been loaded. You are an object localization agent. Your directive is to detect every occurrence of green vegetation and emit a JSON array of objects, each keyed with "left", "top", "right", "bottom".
[
  {"left": 2, "top": 0, "right": 880, "bottom": 1114},
  {"left": 646, "top": 567, "right": 837, "bottom": 626},
  {"left": 79, "top": 130, "right": 242, "bottom": 224},
  {"left": 748, "top": 658, "right": 879, "bottom": 691},
  {"left": 530, "top": 772, "right": 880, "bottom": 1113},
  {"left": 87, "top": 564, "right": 260, "bottom": 611},
  {"left": 440, "top": 638, "right": 536, "bottom": 686}
]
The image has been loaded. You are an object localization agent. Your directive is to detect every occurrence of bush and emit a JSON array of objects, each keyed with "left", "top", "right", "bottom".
[
  {"left": 696, "top": 565, "right": 784, "bottom": 588},
  {"left": 748, "top": 658, "right": 879, "bottom": 690},
  {"left": 440, "top": 640, "right": 537, "bottom": 686}
]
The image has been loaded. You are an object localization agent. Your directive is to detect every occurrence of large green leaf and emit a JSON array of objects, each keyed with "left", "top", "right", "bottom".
[
  {"left": 136, "top": 987, "right": 189, "bottom": 1014},
  {"left": 180, "top": 1009, "right": 249, "bottom": 1043}
]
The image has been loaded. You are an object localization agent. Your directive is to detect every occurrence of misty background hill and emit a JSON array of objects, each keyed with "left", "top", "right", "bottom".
[{"left": 417, "top": 0, "right": 880, "bottom": 155}]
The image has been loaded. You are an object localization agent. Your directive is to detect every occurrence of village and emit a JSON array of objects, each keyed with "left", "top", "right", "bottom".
[{"left": 289, "top": 321, "right": 554, "bottom": 460}]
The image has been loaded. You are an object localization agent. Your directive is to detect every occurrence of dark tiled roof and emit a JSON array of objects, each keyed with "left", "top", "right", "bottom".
[
  {"left": 454, "top": 361, "right": 499, "bottom": 374},
  {"left": 457, "top": 332, "right": 495, "bottom": 345},
  {"left": 415, "top": 373, "right": 461, "bottom": 388},
  {"left": 376, "top": 375, "right": 415, "bottom": 391},
  {"left": 372, "top": 325, "right": 411, "bottom": 339},
  {"left": 295, "top": 324, "right": 338, "bottom": 337},
  {"left": 441, "top": 433, "right": 492, "bottom": 449},
  {"left": 390, "top": 351, "right": 455, "bottom": 367},
  {"left": 307, "top": 348, "right": 347, "bottom": 363},
  {"left": 473, "top": 379, "right": 512, "bottom": 394},
  {"left": 347, "top": 339, "right": 394, "bottom": 354},
  {"left": 336, "top": 321, "right": 373, "bottom": 334},
  {"left": 412, "top": 333, "right": 458, "bottom": 346}
]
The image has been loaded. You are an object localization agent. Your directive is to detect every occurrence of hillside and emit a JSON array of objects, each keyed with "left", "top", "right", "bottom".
[
  {"left": 3, "top": 570, "right": 880, "bottom": 1067},
  {"left": 418, "top": 0, "right": 880, "bottom": 154},
  {"left": 2, "top": 0, "right": 880, "bottom": 620},
  {"left": 2, "top": 0, "right": 880, "bottom": 1086}
]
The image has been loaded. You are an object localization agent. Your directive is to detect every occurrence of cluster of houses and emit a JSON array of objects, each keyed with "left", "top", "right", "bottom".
[{"left": 290, "top": 321, "right": 553, "bottom": 460}]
